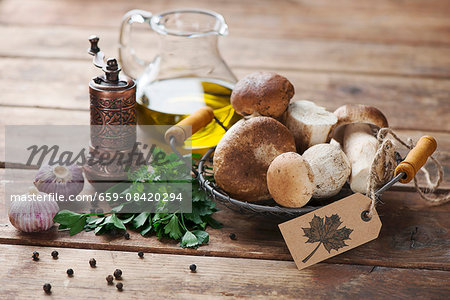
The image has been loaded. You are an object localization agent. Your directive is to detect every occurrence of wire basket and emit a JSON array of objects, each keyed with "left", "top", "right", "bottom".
[{"left": 197, "top": 146, "right": 333, "bottom": 217}]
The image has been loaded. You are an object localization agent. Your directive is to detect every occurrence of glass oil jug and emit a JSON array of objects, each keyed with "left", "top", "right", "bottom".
[{"left": 119, "top": 9, "right": 240, "bottom": 152}]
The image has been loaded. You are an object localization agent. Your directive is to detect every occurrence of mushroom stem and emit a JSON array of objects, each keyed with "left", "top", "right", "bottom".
[{"left": 343, "top": 123, "right": 378, "bottom": 194}]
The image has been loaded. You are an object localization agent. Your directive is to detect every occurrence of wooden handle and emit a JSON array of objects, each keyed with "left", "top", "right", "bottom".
[
  {"left": 394, "top": 136, "right": 437, "bottom": 183},
  {"left": 164, "top": 106, "right": 214, "bottom": 145}
]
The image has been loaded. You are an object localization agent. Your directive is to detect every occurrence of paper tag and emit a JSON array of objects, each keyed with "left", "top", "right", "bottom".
[{"left": 279, "top": 193, "right": 382, "bottom": 270}]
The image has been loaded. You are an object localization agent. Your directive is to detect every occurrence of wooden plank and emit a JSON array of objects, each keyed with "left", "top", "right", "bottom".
[
  {"left": 0, "top": 244, "right": 448, "bottom": 299},
  {"left": 1, "top": 167, "right": 449, "bottom": 271},
  {"left": 1, "top": 25, "right": 450, "bottom": 78},
  {"left": 1, "top": 58, "right": 449, "bottom": 132},
  {"left": 1, "top": 0, "right": 449, "bottom": 46}
]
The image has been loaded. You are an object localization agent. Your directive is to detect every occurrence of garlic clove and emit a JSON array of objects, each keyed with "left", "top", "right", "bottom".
[
  {"left": 8, "top": 187, "right": 60, "bottom": 232},
  {"left": 34, "top": 164, "right": 84, "bottom": 200}
]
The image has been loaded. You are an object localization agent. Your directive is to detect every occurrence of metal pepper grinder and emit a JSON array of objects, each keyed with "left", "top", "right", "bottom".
[{"left": 83, "top": 35, "right": 139, "bottom": 191}]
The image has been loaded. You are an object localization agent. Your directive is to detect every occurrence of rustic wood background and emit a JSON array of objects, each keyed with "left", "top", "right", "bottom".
[{"left": 0, "top": 0, "right": 449, "bottom": 298}]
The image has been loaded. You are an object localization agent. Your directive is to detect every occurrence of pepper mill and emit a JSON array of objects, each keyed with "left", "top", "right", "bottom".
[{"left": 83, "top": 35, "right": 139, "bottom": 190}]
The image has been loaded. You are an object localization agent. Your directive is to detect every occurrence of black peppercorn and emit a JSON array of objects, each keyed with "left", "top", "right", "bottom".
[
  {"left": 229, "top": 233, "right": 237, "bottom": 240},
  {"left": 106, "top": 275, "right": 114, "bottom": 284},
  {"left": 43, "top": 283, "right": 51, "bottom": 294},
  {"left": 66, "top": 268, "right": 74, "bottom": 276},
  {"left": 32, "top": 251, "right": 39, "bottom": 261},
  {"left": 138, "top": 251, "right": 144, "bottom": 258},
  {"left": 189, "top": 264, "right": 197, "bottom": 272},
  {"left": 113, "top": 269, "right": 122, "bottom": 279},
  {"left": 124, "top": 232, "right": 130, "bottom": 240},
  {"left": 89, "top": 258, "right": 96, "bottom": 267},
  {"left": 116, "top": 282, "right": 123, "bottom": 291},
  {"left": 51, "top": 250, "right": 59, "bottom": 259}
]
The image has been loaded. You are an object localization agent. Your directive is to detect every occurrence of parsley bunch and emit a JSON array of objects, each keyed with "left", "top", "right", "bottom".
[{"left": 53, "top": 149, "right": 221, "bottom": 248}]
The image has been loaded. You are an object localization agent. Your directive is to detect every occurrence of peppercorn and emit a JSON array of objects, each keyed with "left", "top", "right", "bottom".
[
  {"left": 89, "top": 258, "right": 96, "bottom": 267},
  {"left": 66, "top": 268, "right": 74, "bottom": 277},
  {"left": 106, "top": 275, "right": 114, "bottom": 285},
  {"left": 113, "top": 269, "right": 122, "bottom": 279},
  {"left": 124, "top": 232, "right": 130, "bottom": 240},
  {"left": 51, "top": 250, "right": 59, "bottom": 259},
  {"left": 32, "top": 251, "right": 39, "bottom": 261},
  {"left": 116, "top": 282, "right": 123, "bottom": 291},
  {"left": 138, "top": 251, "right": 144, "bottom": 258},
  {"left": 43, "top": 283, "right": 51, "bottom": 294},
  {"left": 229, "top": 233, "right": 237, "bottom": 240},
  {"left": 189, "top": 264, "right": 197, "bottom": 273}
]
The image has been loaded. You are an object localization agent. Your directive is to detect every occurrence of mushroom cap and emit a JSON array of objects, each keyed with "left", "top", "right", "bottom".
[
  {"left": 334, "top": 104, "right": 388, "bottom": 128},
  {"left": 230, "top": 72, "right": 294, "bottom": 118},
  {"left": 267, "top": 152, "right": 314, "bottom": 208},
  {"left": 302, "top": 143, "right": 351, "bottom": 198},
  {"left": 213, "top": 116, "right": 296, "bottom": 202},
  {"left": 333, "top": 104, "right": 388, "bottom": 145}
]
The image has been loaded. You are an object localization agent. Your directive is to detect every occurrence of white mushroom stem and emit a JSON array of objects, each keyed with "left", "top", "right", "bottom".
[
  {"left": 343, "top": 123, "right": 378, "bottom": 194},
  {"left": 283, "top": 100, "right": 337, "bottom": 153}
]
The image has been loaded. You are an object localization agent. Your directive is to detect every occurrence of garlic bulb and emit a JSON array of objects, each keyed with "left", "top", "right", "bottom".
[
  {"left": 34, "top": 164, "right": 84, "bottom": 199},
  {"left": 8, "top": 187, "right": 60, "bottom": 232}
]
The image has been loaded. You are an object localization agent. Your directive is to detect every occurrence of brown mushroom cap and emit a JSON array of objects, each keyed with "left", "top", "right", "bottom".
[
  {"left": 267, "top": 152, "right": 314, "bottom": 208},
  {"left": 334, "top": 104, "right": 388, "bottom": 129},
  {"left": 213, "top": 116, "right": 296, "bottom": 202},
  {"left": 333, "top": 104, "right": 389, "bottom": 144},
  {"left": 230, "top": 72, "right": 294, "bottom": 118}
]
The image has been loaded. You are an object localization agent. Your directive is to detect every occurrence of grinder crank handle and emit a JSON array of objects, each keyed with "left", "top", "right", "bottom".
[
  {"left": 164, "top": 107, "right": 215, "bottom": 145},
  {"left": 394, "top": 136, "right": 437, "bottom": 183}
]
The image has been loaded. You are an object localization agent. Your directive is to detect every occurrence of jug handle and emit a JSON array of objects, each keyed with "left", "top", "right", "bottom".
[{"left": 119, "top": 9, "right": 153, "bottom": 80}]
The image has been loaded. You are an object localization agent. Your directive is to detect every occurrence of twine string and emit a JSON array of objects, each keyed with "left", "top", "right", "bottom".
[{"left": 367, "top": 128, "right": 450, "bottom": 217}]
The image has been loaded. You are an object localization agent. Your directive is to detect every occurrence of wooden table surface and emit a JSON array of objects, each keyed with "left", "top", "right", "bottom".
[{"left": 1, "top": 0, "right": 449, "bottom": 299}]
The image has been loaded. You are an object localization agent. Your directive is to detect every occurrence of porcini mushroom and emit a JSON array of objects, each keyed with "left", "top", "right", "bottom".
[
  {"left": 267, "top": 152, "right": 314, "bottom": 208},
  {"left": 283, "top": 100, "right": 338, "bottom": 153},
  {"left": 230, "top": 72, "right": 294, "bottom": 118},
  {"left": 334, "top": 104, "right": 391, "bottom": 194},
  {"left": 302, "top": 144, "right": 351, "bottom": 198},
  {"left": 214, "top": 116, "right": 296, "bottom": 202}
]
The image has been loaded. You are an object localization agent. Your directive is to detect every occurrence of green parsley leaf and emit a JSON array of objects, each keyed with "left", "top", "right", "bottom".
[
  {"left": 53, "top": 210, "right": 84, "bottom": 226},
  {"left": 133, "top": 212, "right": 151, "bottom": 229},
  {"left": 140, "top": 223, "right": 152, "bottom": 236},
  {"left": 69, "top": 215, "right": 88, "bottom": 236},
  {"left": 164, "top": 215, "right": 183, "bottom": 240},
  {"left": 183, "top": 210, "right": 203, "bottom": 224},
  {"left": 180, "top": 230, "right": 199, "bottom": 248},
  {"left": 192, "top": 230, "right": 209, "bottom": 245},
  {"left": 120, "top": 214, "right": 135, "bottom": 224},
  {"left": 110, "top": 214, "right": 126, "bottom": 230}
]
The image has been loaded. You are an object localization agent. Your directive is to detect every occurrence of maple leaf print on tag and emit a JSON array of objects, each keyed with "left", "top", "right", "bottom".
[{"left": 301, "top": 214, "right": 353, "bottom": 263}]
